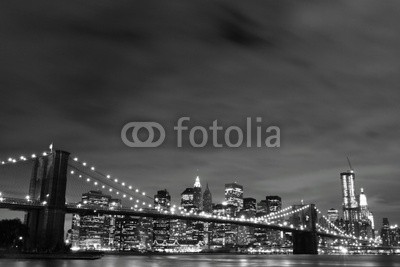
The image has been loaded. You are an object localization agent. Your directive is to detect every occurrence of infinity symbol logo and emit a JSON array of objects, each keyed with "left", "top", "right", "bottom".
[{"left": 121, "top": 122, "right": 166, "bottom": 147}]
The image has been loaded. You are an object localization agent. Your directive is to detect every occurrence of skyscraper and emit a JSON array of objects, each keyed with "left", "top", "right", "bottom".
[
  {"left": 154, "top": 189, "right": 171, "bottom": 211},
  {"left": 224, "top": 182, "right": 243, "bottom": 211},
  {"left": 193, "top": 176, "right": 202, "bottom": 211},
  {"left": 265, "top": 196, "right": 282, "bottom": 214},
  {"left": 203, "top": 183, "right": 212, "bottom": 213},
  {"left": 340, "top": 170, "right": 359, "bottom": 235},
  {"left": 181, "top": 188, "right": 195, "bottom": 211}
]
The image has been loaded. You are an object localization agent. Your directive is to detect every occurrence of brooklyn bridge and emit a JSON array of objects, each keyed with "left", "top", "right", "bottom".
[{"left": 0, "top": 149, "right": 380, "bottom": 254}]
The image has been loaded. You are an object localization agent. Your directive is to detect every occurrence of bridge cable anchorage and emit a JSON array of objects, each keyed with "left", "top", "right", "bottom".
[
  {"left": 68, "top": 155, "right": 187, "bottom": 212},
  {"left": 68, "top": 166, "right": 153, "bottom": 209},
  {"left": 0, "top": 151, "right": 48, "bottom": 166}
]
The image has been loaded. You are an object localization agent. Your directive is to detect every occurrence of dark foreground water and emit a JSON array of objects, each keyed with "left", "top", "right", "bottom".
[{"left": 0, "top": 255, "right": 399, "bottom": 267}]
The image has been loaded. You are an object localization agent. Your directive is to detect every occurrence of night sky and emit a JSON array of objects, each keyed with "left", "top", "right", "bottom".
[{"left": 1, "top": 0, "right": 400, "bottom": 228}]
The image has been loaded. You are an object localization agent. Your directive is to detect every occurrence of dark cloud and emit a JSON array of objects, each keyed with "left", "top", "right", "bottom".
[{"left": 1, "top": 0, "right": 400, "bottom": 228}]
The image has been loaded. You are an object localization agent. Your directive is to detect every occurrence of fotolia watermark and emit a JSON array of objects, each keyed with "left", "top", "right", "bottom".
[{"left": 121, "top": 117, "right": 280, "bottom": 148}]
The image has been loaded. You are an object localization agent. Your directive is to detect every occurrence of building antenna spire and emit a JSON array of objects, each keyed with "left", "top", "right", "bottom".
[{"left": 347, "top": 156, "right": 353, "bottom": 171}]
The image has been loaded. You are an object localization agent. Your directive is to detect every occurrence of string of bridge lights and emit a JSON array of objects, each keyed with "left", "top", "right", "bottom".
[
  {"left": 316, "top": 223, "right": 342, "bottom": 236},
  {"left": 68, "top": 155, "right": 191, "bottom": 212},
  {"left": 68, "top": 167, "right": 153, "bottom": 209},
  {"left": 316, "top": 224, "right": 375, "bottom": 245},
  {"left": 265, "top": 205, "right": 311, "bottom": 222},
  {"left": 258, "top": 206, "right": 293, "bottom": 221},
  {"left": 314, "top": 206, "right": 346, "bottom": 235},
  {"left": 320, "top": 214, "right": 346, "bottom": 234},
  {"left": 69, "top": 155, "right": 153, "bottom": 199},
  {"left": 314, "top": 206, "right": 377, "bottom": 244},
  {"left": 0, "top": 152, "right": 49, "bottom": 166}
]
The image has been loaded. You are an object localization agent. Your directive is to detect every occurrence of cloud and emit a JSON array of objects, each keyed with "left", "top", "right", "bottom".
[{"left": 1, "top": 0, "right": 400, "bottom": 227}]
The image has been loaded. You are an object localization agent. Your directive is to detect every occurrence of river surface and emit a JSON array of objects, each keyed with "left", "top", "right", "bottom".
[{"left": 0, "top": 255, "right": 399, "bottom": 267}]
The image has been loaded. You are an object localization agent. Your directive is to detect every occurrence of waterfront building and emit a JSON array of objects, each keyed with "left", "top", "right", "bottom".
[{"left": 71, "top": 190, "right": 115, "bottom": 250}]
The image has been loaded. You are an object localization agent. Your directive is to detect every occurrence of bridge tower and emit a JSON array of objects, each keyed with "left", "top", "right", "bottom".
[
  {"left": 292, "top": 204, "right": 318, "bottom": 254},
  {"left": 25, "top": 150, "right": 70, "bottom": 252}
]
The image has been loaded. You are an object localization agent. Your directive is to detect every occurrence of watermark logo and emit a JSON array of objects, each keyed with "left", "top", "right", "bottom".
[
  {"left": 121, "top": 122, "right": 166, "bottom": 147},
  {"left": 121, "top": 117, "right": 280, "bottom": 148}
]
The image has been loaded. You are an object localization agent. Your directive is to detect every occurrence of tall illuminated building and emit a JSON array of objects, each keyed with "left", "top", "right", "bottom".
[
  {"left": 193, "top": 176, "right": 202, "bottom": 211},
  {"left": 358, "top": 188, "right": 375, "bottom": 238},
  {"left": 224, "top": 182, "right": 243, "bottom": 211},
  {"left": 203, "top": 183, "right": 213, "bottom": 213},
  {"left": 340, "top": 170, "right": 359, "bottom": 235}
]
